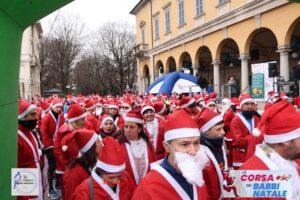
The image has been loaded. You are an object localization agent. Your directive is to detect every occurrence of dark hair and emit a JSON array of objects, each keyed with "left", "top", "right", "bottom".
[
  {"left": 67, "top": 143, "right": 97, "bottom": 175},
  {"left": 116, "top": 123, "right": 153, "bottom": 152}
]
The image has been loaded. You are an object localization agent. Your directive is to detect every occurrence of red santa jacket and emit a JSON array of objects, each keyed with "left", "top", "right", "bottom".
[
  {"left": 202, "top": 145, "right": 228, "bottom": 200},
  {"left": 17, "top": 125, "right": 43, "bottom": 200},
  {"left": 73, "top": 170, "right": 135, "bottom": 200},
  {"left": 223, "top": 109, "right": 235, "bottom": 131},
  {"left": 120, "top": 140, "right": 157, "bottom": 186},
  {"left": 115, "top": 114, "right": 124, "bottom": 130},
  {"left": 62, "top": 163, "right": 89, "bottom": 200},
  {"left": 230, "top": 113, "right": 262, "bottom": 168},
  {"left": 144, "top": 117, "right": 165, "bottom": 160},
  {"left": 86, "top": 113, "right": 100, "bottom": 133},
  {"left": 40, "top": 111, "right": 65, "bottom": 148},
  {"left": 132, "top": 163, "right": 208, "bottom": 200}
]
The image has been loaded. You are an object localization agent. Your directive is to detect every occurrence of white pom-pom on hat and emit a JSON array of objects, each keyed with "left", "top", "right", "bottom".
[
  {"left": 252, "top": 128, "right": 261, "bottom": 137},
  {"left": 62, "top": 145, "right": 68, "bottom": 152}
]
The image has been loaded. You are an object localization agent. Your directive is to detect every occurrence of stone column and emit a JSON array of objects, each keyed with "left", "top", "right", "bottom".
[
  {"left": 239, "top": 54, "right": 250, "bottom": 94},
  {"left": 212, "top": 59, "right": 221, "bottom": 94},
  {"left": 136, "top": 59, "right": 142, "bottom": 94},
  {"left": 277, "top": 45, "right": 291, "bottom": 82},
  {"left": 193, "top": 64, "right": 199, "bottom": 76},
  {"left": 150, "top": 55, "right": 155, "bottom": 82}
]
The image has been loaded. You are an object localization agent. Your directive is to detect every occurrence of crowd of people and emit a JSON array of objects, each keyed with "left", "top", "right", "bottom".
[{"left": 17, "top": 90, "right": 300, "bottom": 200}]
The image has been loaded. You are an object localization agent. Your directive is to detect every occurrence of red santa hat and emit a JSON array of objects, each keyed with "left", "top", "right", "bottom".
[
  {"left": 18, "top": 100, "right": 36, "bottom": 119},
  {"left": 51, "top": 99, "right": 63, "bottom": 108},
  {"left": 67, "top": 104, "right": 86, "bottom": 123},
  {"left": 239, "top": 94, "right": 254, "bottom": 108},
  {"left": 280, "top": 93, "right": 288, "bottom": 100},
  {"left": 205, "top": 100, "right": 216, "bottom": 107},
  {"left": 194, "top": 94, "right": 203, "bottom": 103},
  {"left": 199, "top": 109, "right": 223, "bottom": 133},
  {"left": 38, "top": 100, "right": 51, "bottom": 112},
  {"left": 141, "top": 103, "right": 155, "bottom": 115},
  {"left": 164, "top": 109, "right": 200, "bottom": 141},
  {"left": 85, "top": 99, "right": 95, "bottom": 110},
  {"left": 179, "top": 96, "right": 195, "bottom": 108},
  {"left": 153, "top": 101, "right": 166, "bottom": 115},
  {"left": 209, "top": 92, "right": 218, "bottom": 101},
  {"left": 96, "top": 136, "right": 125, "bottom": 173},
  {"left": 121, "top": 98, "right": 132, "bottom": 108},
  {"left": 62, "top": 129, "right": 99, "bottom": 155},
  {"left": 99, "top": 114, "right": 114, "bottom": 129},
  {"left": 108, "top": 101, "right": 119, "bottom": 110},
  {"left": 125, "top": 111, "right": 144, "bottom": 124},
  {"left": 268, "top": 91, "right": 279, "bottom": 101},
  {"left": 253, "top": 100, "right": 300, "bottom": 143}
]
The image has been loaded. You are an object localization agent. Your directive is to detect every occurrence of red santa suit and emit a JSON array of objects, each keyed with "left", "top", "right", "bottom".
[
  {"left": 17, "top": 125, "right": 43, "bottom": 200},
  {"left": 132, "top": 163, "right": 208, "bottom": 200},
  {"left": 114, "top": 114, "right": 124, "bottom": 130},
  {"left": 144, "top": 117, "right": 165, "bottom": 159},
  {"left": 223, "top": 109, "right": 236, "bottom": 168},
  {"left": 62, "top": 164, "right": 89, "bottom": 200},
  {"left": 120, "top": 140, "right": 157, "bottom": 185},
  {"left": 230, "top": 113, "right": 262, "bottom": 168},
  {"left": 86, "top": 112, "right": 100, "bottom": 133},
  {"left": 203, "top": 145, "right": 228, "bottom": 200},
  {"left": 73, "top": 170, "right": 135, "bottom": 200},
  {"left": 40, "top": 111, "right": 65, "bottom": 149}
]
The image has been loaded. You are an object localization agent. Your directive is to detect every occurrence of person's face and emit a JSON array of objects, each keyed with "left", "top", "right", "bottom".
[
  {"left": 124, "top": 122, "right": 142, "bottom": 140},
  {"left": 95, "top": 138, "right": 103, "bottom": 155},
  {"left": 25, "top": 109, "right": 38, "bottom": 120},
  {"left": 103, "top": 120, "right": 114, "bottom": 133},
  {"left": 207, "top": 104, "right": 217, "bottom": 111},
  {"left": 284, "top": 137, "right": 300, "bottom": 160},
  {"left": 102, "top": 172, "right": 124, "bottom": 187},
  {"left": 241, "top": 102, "right": 255, "bottom": 111},
  {"left": 121, "top": 106, "right": 131, "bottom": 112},
  {"left": 143, "top": 110, "right": 155, "bottom": 122},
  {"left": 52, "top": 106, "right": 62, "bottom": 114},
  {"left": 109, "top": 108, "right": 118, "bottom": 115},
  {"left": 204, "top": 123, "right": 225, "bottom": 138},
  {"left": 164, "top": 136, "right": 201, "bottom": 158}
]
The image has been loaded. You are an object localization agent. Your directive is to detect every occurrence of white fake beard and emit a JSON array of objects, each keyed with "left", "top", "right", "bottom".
[
  {"left": 269, "top": 152, "right": 300, "bottom": 199},
  {"left": 95, "top": 108, "right": 102, "bottom": 116},
  {"left": 120, "top": 109, "right": 130, "bottom": 119},
  {"left": 175, "top": 147, "right": 209, "bottom": 187}
]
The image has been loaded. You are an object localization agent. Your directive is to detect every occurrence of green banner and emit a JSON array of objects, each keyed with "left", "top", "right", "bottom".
[{"left": 251, "top": 73, "right": 264, "bottom": 99}]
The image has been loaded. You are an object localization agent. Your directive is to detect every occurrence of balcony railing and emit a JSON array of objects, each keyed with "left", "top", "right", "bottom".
[{"left": 133, "top": 43, "right": 149, "bottom": 58}]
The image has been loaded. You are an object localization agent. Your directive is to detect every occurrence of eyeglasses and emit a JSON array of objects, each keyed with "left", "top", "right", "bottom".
[{"left": 121, "top": 107, "right": 130, "bottom": 110}]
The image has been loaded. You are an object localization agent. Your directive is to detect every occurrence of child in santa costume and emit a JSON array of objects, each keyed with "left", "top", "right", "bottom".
[
  {"left": 132, "top": 109, "right": 208, "bottom": 200},
  {"left": 73, "top": 136, "right": 136, "bottom": 200},
  {"left": 116, "top": 111, "right": 157, "bottom": 186},
  {"left": 199, "top": 108, "right": 228, "bottom": 200},
  {"left": 141, "top": 104, "right": 166, "bottom": 159},
  {"left": 61, "top": 129, "right": 102, "bottom": 200},
  {"left": 17, "top": 100, "right": 43, "bottom": 200},
  {"left": 239, "top": 99, "right": 300, "bottom": 200}
]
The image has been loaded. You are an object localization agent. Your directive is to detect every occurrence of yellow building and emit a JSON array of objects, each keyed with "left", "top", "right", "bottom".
[{"left": 130, "top": 0, "right": 300, "bottom": 95}]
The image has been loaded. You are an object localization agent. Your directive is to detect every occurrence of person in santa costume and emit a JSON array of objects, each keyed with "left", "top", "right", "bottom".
[
  {"left": 239, "top": 99, "right": 300, "bottom": 200},
  {"left": 17, "top": 100, "right": 44, "bottom": 200},
  {"left": 84, "top": 99, "right": 100, "bottom": 133},
  {"left": 132, "top": 109, "right": 209, "bottom": 200},
  {"left": 179, "top": 95, "right": 202, "bottom": 122},
  {"left": 198, "top": 108, "right": 228, "bottom": 200},
  {"left": 53, "top": 104, "right": 87, "bottom": 183},
  {"left": 141, "top": 104, "right": 166, "bottom": 160},
  {"left": 264, "top": 91, "right": 280, "bottom": 111},
  {"left": 223, "top": 170, "right": 239, "bottom": 197},
  {"left": 73, "top": 136, "right": 136, "bottom": 200},
  {"left": 98, "top": 114, "right": 117, "bottom": 139},
  {"left": 120, "top": 98, "right": 132, "bottom": 119},
  {"left": 153, "top": 101, "right": 168, "bottom": 121},
  {"left": 61, "top": 129, "right": 102, "bottom": 200},
  {"left": 230, "top": 94, "right": 262, "bottom": 169},
  {"left": 108, "top": 101, "right": 124, "bottom": 130},
  {"left": 116, "top": 111, "right": 157, "bottom": 186},
  {"left": 40, "top": 99, "right": 65, "bottom": 199}
]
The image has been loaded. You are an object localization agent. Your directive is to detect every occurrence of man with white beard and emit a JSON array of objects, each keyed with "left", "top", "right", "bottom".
[
  {"left": 132, "top": 109, "right": 209, "bottom": 200},
  {"left": 240, "top": 99, "right": 300, "bottom": 200},
  {"left": 120, "top": 98, "right": 132, "bottom": 119}
]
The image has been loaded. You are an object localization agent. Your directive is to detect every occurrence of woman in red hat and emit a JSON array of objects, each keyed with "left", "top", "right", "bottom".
[
  {"left": 98, "top": 114, "right": 117, "bottom": 139},
  {"left": 61, "top": 129, "right": 102, "bottom": 200},
  {"left": 116, "top": 110, "right": 157, "bottom": 186}
]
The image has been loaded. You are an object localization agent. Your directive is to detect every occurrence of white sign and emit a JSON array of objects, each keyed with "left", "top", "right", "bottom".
[{"left": 11, "top": 168, "right": 39, "bottom": 196}]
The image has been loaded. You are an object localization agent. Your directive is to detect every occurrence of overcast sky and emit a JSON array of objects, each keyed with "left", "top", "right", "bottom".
[{"left": 41, "top": 0, "right": 139, "bottom": 33}]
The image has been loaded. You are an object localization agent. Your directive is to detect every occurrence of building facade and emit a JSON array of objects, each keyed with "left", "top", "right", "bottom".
[
  {"left": 130, "top": 0, "right": 300, "bottom": 95},
  {"left": 19, "top": 22, "right": 43, "bottom": 100}
]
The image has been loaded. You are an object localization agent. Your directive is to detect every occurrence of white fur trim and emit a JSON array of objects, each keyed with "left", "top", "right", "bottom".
[
  {"left": 81, "top": 133, "right": 98, "bottom": 153},
  {"left": 68, "top": 113, "right": 86, "bottom": 123},
  {"left": 141, "top": 106, "right": 155, "bottom": 115},
  {"left": 264, "top": 127, "right": 300, "bottom": 144},
  {"left": 18, "top": 104, "right": 36, "bottom": 119},
  {"left": 125, "top": 117, "right": 144, "bottom": 124},
  {"left": 206, "top": 101, "right": 216, "bottom": 106},
  {"left": 181, "top": 98, "right": 195, "bottom": 108},
  {"left": 164, "top": 128, "right": 200, "bottom": 141},
  {"left": 122, "top": 103, "right": 131, "bottom": 107},
  {"left": 52, "top": 103, "right": 63, "bottom": 108},
  {"left": 200, "top": 115, "right": 223, "bottom": 133},
  {"left": 157, "top": 103, "right": 166, "bottom": 115},
  {"left": 96, "top": 160, "right": 125, "bottom": 173},
  {"left": 62, "top": 145, "right": 68, "bottom": 152},
  {"left": 85, "top": 105, "right": 95, "bottom": 110},
  {"left": 252, "top": 128, "right": 261, "bottom": 137},
  {"left": 100, "top": 116, "right": 114, "bottom": 128},
  {"left": 240, "top": 98, "right": 254, "bottom": 107},
  {"left": 109, "top": 105, "right": 119, "bottom": 110}
]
